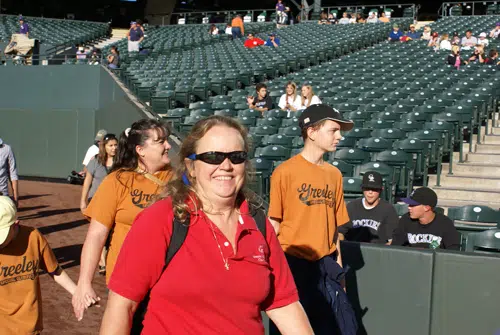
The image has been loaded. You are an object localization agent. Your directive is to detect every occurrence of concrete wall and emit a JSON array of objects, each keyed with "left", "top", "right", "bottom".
[{"left": 0, "top": 66, "right": 145, "bottom": 178}]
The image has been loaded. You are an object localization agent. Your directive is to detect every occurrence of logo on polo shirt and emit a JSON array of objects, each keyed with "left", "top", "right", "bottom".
[
  {"left": 253, "top": 245, "right": 266, "bottom": 262},
  {"left": 297, "top": 183, "right": 335, "bottom": 207},
  {"left": 407, "top": 233, "right": 442, "bottom": 245}
]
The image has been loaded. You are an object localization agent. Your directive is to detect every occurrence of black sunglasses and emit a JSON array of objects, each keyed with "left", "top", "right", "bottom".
[
  {"left": 187, "top": 151, "right": 247, "bottom": 165},
  {"left": 104, "top": 134, "right": 116, "bottom": 141}
]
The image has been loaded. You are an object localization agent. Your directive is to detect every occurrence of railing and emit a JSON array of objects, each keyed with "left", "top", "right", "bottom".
[
  {"left": 321, "top": 3, "right": 418, "bottom": 19},
  {"left": 1, "top": 53, "right": 108, "bottom": 66},
  {"left": 0, "top": 13, "right": 110, "bottom": 25},
  {"left": 170, "top": 9, "right": 276, "bottom": 25},
  {"left": 439, "top": 1, "right": 500, "bottom": 16}
]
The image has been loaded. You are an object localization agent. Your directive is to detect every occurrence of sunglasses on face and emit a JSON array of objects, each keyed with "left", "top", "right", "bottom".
[
  {"left": 104, "top": 134, "right": 116, "bottom": 141},
  {"left": 187, "top": 151, "right": 247, "bottom": 165}
]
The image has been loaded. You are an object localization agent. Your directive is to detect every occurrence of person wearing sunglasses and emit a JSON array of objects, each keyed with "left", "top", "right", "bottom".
[
  {"left": 79, "top": 133, "right": 118, "bottom": 276},
  {"left": 100, "top": 115, "right": 313, "bottom": 334},
  {"left": 268, "top": 104, "right": 356, "bottom": 333},
  {"left": 73, "top": 120, "right": 173, "bottom": 323}
]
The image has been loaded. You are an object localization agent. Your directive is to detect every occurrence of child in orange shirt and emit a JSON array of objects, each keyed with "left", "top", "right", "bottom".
[{"left": 0, "top": 196, "right": 78, "bottom": 334}]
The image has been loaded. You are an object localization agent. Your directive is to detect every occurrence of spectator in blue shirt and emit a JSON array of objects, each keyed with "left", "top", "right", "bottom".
[
  {"left": 406, "top": 24, "right": 421, "bottom": 40},
  {"left": 19, "top": 17, "right": 29, "bottom": 37},
  {"left": 265, "top": 33, "right": 281, "bottom": 47},
  {"left": 127, "top": 22, "right": 144, "bottom": 52},
  {"left": 388, "top": 24, "right": 403, "bottom": 42}
]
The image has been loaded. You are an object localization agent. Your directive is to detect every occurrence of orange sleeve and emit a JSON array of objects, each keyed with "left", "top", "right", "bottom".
[
  {"left": 334, "top": 171, "right": 350, "bottom": 227},
  {"left": 83, "top": 174, "right": 120, "bottom": 230},
  {"left": 36, "top": 229, "right": 59, "bottom": 274},
  {"left": 268, "top": 168, "right": 285, "bottom": 220}
]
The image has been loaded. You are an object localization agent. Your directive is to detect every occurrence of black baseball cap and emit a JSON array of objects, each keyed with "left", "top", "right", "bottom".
[
  {"left": 361, "top": 171, "right": 383, "bottom": 190},
  {"left": 401, "top": 187, "right": 438, "bottom": 207},
  {"left": 298, "top": 104, "right": 354, "bottom": 131}
]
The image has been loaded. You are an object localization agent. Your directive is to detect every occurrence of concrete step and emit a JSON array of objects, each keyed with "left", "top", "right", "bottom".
[
  {"left": 442, "top": 162, "right": 500, "bottom": 176},
  {"left": 428, "top": 174, "right": 500, "bottom": 190},
  {"left": 475, "top": 143, "right": 500, "bottom": 154},
  {"left": 466, "top": 152, "right": 500, "bottom": 164},
  {"left": 482, "top": 134, "right": 500, "bottom": 144},
  {"left": 433, "top": 186, "right": 500, "bottom": 203},
  {"left": 438, "top": 199, "right": 500, "bottom": 211}
]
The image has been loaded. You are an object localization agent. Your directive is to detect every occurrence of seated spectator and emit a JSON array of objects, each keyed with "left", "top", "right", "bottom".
[
  {"left": 485, "top": 49, "right": 499, "bottom": 65},
  {"left": 89, "top": 50, "right": 100, "bottom": 65},
  {"left": 469, "top": 44, "right": 486, "bottom": 64},
  {"left": 328, "top": 13, "right": 337, "bottom": 24},
  {"left": 244, "top": 33, "right": 265, "bottom": 48},
  {"left": 299, "top": 84, "right": 321, "bottom": 109},
  {"left": 439, "top": 33, "right": 452, "bottom": 50},
  {"left": 224, "top": 24, "right": 232, "bottom": 35},
  {"left": 388, "top": 24, "right": 403, "bottom": 42},
  {"left": 489, "top": 22, "right": 500, "bottom": 39},
  {"left": 265, "top": 33, "right": 280, "bottom": 47},
  {"left": 247, "top": 83, "right": 273, "bottom": 114},
  {"left": 461, "top": 30, "right": 478, "bottom": 49},
  {"left": 428, "top": 32, "right": 439, "bottom": 48},
  {"left": 406, "top": 24, "right": 421, "bottom": 39},
  {"left": 366, "top": 12, "right": 378, "bottom": 23},
  {"left": 107, "top": 46, "right": 120, "bottom": 69},
  {"left": 278, "top": 81, "right": 301, "bottom": 112},
  {"left": 209, "top": 24, "right": 219, "bottom": 35},
  {"left": 447, "top": 45, "right": 467, "bottom": 69},
  {"left": 356, "top": 13, "right": 365, "bottom": 23},
  {"left": 392, "top": 188, "right": 460, "bottom": 250},
  {"left": 379, "top": 12, "right": 390, "bottom": 23},
  {"left": 76, "top": 46, "right": 87, "bottom": 60},
  {"left": 422, "top": 26, "right": 432, "bottom": 40},
  {"left": 349, "top": 13, "right": 357, "bottom": 24},
  {"left": 451, "top": 31, "right": 461, "bottom": 45},
  {"left": 318, "top": 12, "right": 329, "bottom": 25},
  {"left": 478, "top": 32, "right": 489, "bottom": 46},
  {"left": 339, "top": 172, "right": 399, "bottom": 244},
  {"left": 338, "top": 12, "right": 350, "bottom": 24}
]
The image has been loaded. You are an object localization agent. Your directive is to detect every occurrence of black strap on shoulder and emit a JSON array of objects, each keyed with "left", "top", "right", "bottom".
[
  {"left": 164, "top": 213, "right": 190, "bottom": 268},
  {"left": 251, "top": 208, "right": 267, "bottom": 239}
]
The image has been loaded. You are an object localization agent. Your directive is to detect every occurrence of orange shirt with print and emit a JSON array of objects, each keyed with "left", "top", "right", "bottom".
[
  {"left": 0, "top": 226, "right": 60, "bottom": 335},
  {"left": 268, "top": 154, "right": 349, "bottom": 261},
  {"left": 231, "top": 16, "right": 244, "bottom": 35},
  {"left": 84, "top": 169, "right": 173, "bottom": 283}
]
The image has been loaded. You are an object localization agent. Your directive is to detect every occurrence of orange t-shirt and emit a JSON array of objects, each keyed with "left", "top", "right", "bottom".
[
  {"left": 84, "top": 169, "right": 173, "bottom": 283},
  {"left": 231, "top": 17, "right": 244, "bottom": 35},
  {"left": 0, "top": 225, "right": 59, "bottom": 335},
  {"left": 268, "top": 154, "right": 349, "bottom": 261}
]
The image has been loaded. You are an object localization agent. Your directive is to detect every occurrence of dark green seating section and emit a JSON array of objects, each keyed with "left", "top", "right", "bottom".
[
  {"left": 340, "top": 241, "right": 500, "bottom": 335},
  {"left": 427, "top": 15, "right": 500, "bottom": 37},
  {"left": 0, "top": 14, "right": 108, "bottom": 45}
]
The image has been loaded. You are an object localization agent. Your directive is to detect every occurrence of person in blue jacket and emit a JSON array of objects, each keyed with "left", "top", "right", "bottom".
[
  {"left": 265, "top": 33, "right": 281, "bottom": 47},
  {"left": 388, "top": 24, "right": 403, "bottom": 42}
]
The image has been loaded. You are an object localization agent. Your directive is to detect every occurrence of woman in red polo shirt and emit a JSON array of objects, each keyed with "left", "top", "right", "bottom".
[{"left": 101, "top": 116, "right": 312, "bottom": 334}]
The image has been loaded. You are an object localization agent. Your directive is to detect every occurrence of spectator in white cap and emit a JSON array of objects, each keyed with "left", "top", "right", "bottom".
[
  {"left": 478, "top": 32, "right": 489, "bottom": 46},
  {"left": 0, "top": 138, "right": 19, "bottom": 207},
  {"left": 81, "top": 130, "right": 107, "bottom": 175},
  {"left": 127, "top": 21, "right": 144, "bottom": 52}
]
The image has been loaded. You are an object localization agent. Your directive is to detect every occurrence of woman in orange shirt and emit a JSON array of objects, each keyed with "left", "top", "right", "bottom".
[{"left": 72, "top": 119, "right": 173, "bottom": 321}]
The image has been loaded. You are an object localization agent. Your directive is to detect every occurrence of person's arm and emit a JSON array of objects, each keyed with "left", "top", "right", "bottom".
[
  {"left": 272, "top": 40, "right": 279, "bottom": 47},
  {"left": 391, "top": 216, "right": 408, "bottom": 246},
  {"left": 126, "top": 30, "right": 130, "bottom": 40},
  {"left": 51, "top": 268, "right": 77, "bottom": 295},
  {"left": 442, "top": 219, "right": 461, "bottom": 250},
  {"left": 72, "top": 220, "right": 107, "bottom": 320},
  {"left": 99, "top": 291, "right": 138, "bottom": 334},
  {"left": 7, "top": 147, "right": 19, "bottom": 206},
  {"left": 268, "top": 169, "right": 284, "bottom": 235},
  {"left": 247, "top": 96, "right": 255, "bottom": 109},
  {"left": 334, "top": 174, "right": 349, "bottom": 269},
  {"left": 80, "top": 170, "right": 93, "bottom": 212},
  {"left": 139, "top": 30, "right": 144, "bottom": 43},
  {"left": 266, "top": 302, "right": 313, "bottom": 335}
]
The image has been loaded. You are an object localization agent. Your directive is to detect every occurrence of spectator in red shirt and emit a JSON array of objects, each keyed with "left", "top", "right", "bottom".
[
  {"left": 101, "top": 115, "right": 313, "bottom": 335},
  {"left": 244, "top": 33, "right": 265, "bottom": 48}
]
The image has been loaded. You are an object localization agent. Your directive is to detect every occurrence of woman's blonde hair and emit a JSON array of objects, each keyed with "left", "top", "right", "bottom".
[
  {"left": 285, "top": 81, "right": 297, "bottom": 101},
  {"left": 301, "top": 84, "right": 315, "bottom": 107},
  {"left": 160, "top": 115, "right": 259, "bottom": 221},
  {"left": 451, "top": 45, "right": 460, "bottom": 54}
]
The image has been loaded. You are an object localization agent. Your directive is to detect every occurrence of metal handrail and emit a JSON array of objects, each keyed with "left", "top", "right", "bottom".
[
  {"left": 321, "top": 3, "right": 418, "bottom": 18},
  {"left": 0, "top": 13, "right": 109, "bottom": 25},
  {"left": 439, "top": 1, "right": 500, "bottom": 16}
]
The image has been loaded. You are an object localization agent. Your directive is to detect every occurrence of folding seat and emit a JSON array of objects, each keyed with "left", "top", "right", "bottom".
[
  {"left": 278, "top": 126, "right": 301, "bottom": 137},
  {"left": 393, "top": 138, "right": 429, "bottom": 186},
  {"left": 376, "top": 150, "right": 414, "bottom": 198},
  {"left": 333, "top": 148, "right": 371, "bottom": 172},
  {"left": 364, "top": 120, "right": 394, "bottom": 130},
  {"left": 342, "top": 177, "right": 364, "bottom": 202}
]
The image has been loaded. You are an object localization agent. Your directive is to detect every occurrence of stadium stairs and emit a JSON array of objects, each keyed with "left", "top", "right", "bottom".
[
  {"left": 429, "top": 121, "right": 500, "bottom": 210},
  {"left": 93, "top": 28, "right": 128, "bottom": 49}
]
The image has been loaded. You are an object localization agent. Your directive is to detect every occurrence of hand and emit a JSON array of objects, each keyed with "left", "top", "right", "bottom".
[
  {"left": 246, "top": 96, "right": 254, "bottom": 105},
  {"left": 80, "top": 201, "right": 87, "bottom": 214},
  {"left": 72, "top": 282, "right": 101, "bottom": 321}
]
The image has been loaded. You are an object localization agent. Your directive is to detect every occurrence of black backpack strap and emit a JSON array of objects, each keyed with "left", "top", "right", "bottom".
[
  {"left": 164, "top": 213, "right": 190, "bottom": 268},
  {"left": 251, "top": 208, "right": 267, "bottom": 240}
]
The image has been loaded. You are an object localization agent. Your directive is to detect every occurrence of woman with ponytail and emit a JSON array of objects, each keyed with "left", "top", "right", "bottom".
[{"left": 72, "top": 119, "right": 173, "bottom": 322}]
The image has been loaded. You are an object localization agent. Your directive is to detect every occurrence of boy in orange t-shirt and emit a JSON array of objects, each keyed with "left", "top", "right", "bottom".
[
  {"left": 268, "top": 104, "right": 354, "bottom": 333},
  {"left": 0, "top": 196, "right": 77, "bottom": 335}
]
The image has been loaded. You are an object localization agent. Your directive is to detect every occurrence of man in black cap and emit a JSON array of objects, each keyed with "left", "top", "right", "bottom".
[
  {"left": 339, "top": 171, "right": 399, "bottom": 244},
  {"left": 268, "top": 104, "right": 355, "bottom": 333},
  {"left": 392, "top": 187, "right": 460, "bottom": 250}
]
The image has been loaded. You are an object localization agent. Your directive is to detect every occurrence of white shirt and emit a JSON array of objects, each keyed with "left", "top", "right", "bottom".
[
  {"left": 225, "top": 27, "right": 232, "bottom": 34},
  {"left": 211, "top": 28, "right": 219, "bottom": 35},
  {"left": 299, "top": 96, "right": 322, "bottom": 109},
  {"left": 82, "top": 144, "right": 99, "bottom": 166},
  {"left": 439, "top": 40, "right": 452, "bottom": 51},
  {"left": 339, "top": 18, "right": 350, "bottom": 24},
  {"left": 366, "top": 17, "right": 378, "bottom": 23},
  {"left": 478, "top": 38, "right": 489, "bottom": 46},
  {"left": 278, "top": 94, "right": 301, "bottom": 110}
]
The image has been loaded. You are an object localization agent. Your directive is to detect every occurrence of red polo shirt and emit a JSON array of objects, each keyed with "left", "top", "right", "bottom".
[
  {"left": 109, "top": 198, "right": 298, "bottom": 334},
  {"left": 244, "top": 38, "right": 265, "bottom": 48}
]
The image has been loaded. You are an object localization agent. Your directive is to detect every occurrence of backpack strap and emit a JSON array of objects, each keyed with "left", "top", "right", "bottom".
[
  {"left": 164, "top": 213, "right": 190, "bottom": 268},
  {"left": 251, "top": 208, "right": 267, "bottom": 240}
]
